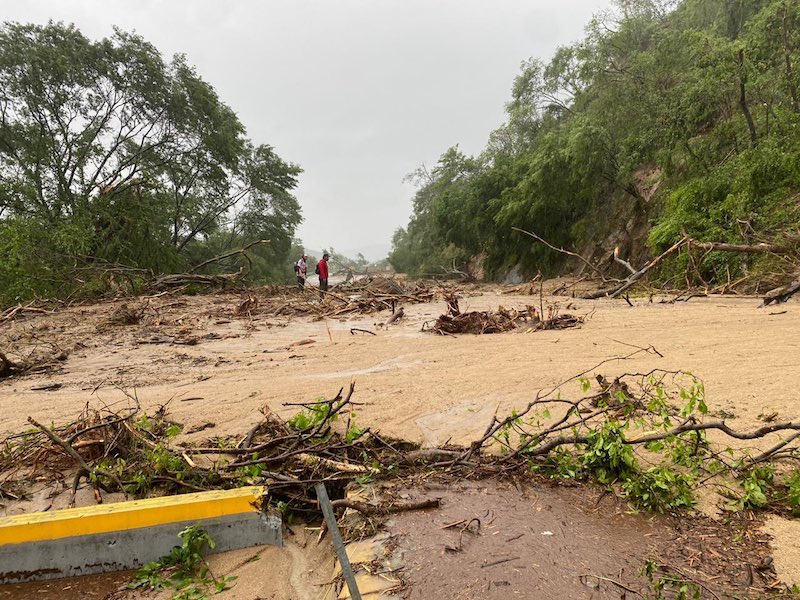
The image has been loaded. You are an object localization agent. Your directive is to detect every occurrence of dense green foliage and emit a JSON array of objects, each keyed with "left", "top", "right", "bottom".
[
  {"left": 390, "top": 0, "right": 800, "bottom": 281},
  {"left": 0, "top": 22, "right": 302, "bottom": 305}
]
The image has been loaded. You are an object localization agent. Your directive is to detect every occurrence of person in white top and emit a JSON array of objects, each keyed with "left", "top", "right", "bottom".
[{"left": 294, "top": 254, "right": 307, "bottom": 289}]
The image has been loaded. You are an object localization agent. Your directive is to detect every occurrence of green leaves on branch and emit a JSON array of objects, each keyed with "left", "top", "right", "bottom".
[
  {"left": 130, "top": 526, "right": 236, "bottom": 600},
  {"left": 495, "top": 370, "right": 800, "bottom": 515}
]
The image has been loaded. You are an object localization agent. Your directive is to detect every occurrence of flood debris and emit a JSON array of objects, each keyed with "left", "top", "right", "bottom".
[
  {"left": 426, "top": 293, "right": 584, "bottom": 335},
  {"left": 0, "top": 348, "right": 68, "bottom": 380},
  {"left": 105, "top": 302, "right": 146, "bottom": 326},
  {"left": 0, "top": 301, "right": 55, "bottom": 325},
  {"left": 267, "top": 277, "right": 437, "bottom": 319}
]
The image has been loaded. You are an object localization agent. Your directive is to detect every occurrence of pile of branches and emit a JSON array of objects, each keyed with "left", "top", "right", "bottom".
[
  {"left": 264, "top": 277, "right": 437, "bottom": 319},
  {"left": 0, "top": 384, "right": 438, "bottom": 513},
  {"left": 0, "top": 348, "right": 68, "bottom": 380},
  {"left": 0, "top": 401, "right": 195, "bottom": 505},
  {"left": 427, "top": 293, "right": 584, "bottom": 335},
  {"left": 4, "top": 357, "right": 800, "bottom": 518}
]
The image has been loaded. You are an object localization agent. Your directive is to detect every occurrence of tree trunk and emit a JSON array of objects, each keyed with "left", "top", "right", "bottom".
[{"left": 738, "top": 49, "right": 758, "bottom": 147}]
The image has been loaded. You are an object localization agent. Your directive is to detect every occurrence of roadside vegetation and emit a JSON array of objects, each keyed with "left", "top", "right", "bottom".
[
  {"left": 0, "top": 22, "right": 304, "bottom": 305},
  {"left": 390, "top": 0, "right": 800, "bottom": 285}
]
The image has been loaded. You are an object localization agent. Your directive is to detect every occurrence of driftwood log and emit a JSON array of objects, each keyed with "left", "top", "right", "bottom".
[{"left": 760, "top": 279, "right": 800, "bottom": 306}]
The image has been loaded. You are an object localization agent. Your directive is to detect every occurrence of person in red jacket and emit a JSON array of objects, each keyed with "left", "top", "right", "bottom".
[{"left": 317, "top": 252, "right": 330, "bottom": 292}]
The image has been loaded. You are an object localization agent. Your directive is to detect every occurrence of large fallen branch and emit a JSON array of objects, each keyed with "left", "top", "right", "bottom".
[
  {"left": 760, "top": 279, "right": 800, "bottom": 306},
  {"left": 512, "top": 227, "right": 614, "bottom": 281},
  {"left": 151, "top": 239, "right": 271, "bottom": 289},
  {"left": 580, "top": 236, "right": 689, "bottom": 299},
  {"left": 0, "top": 302, "right": 54, "bottom": 325},
  {"left": 514, "top": 224, "right": 798, "bottom": 299},
  {"left": 187, "top": 239, "right": 270, "bottom": 274},
  {"left": 687, "top": 240, "right": 791, "bottom": 254},
  {"left": 151, "top": 272, "right": 242, "bottom": 289}
]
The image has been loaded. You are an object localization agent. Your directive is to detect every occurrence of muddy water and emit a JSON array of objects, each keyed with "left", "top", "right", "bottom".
[
  {"left": 0, "top": 571, "right": 133, "bottom": 600},
  {"left": 392, "top": 480, "right": 663, "bottom": 599}
]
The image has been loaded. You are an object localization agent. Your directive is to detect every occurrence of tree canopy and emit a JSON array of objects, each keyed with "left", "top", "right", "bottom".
[
  {"left": 0, "top": 22, "right": 302, "bottom": 303},
  {"left": 390, "top": 0, "right": 800, "bottom": 283}
]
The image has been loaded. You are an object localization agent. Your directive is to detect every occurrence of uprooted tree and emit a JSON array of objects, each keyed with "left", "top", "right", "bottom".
[{"left": 0, "top": 22, "right": 303, "bottom": 305}]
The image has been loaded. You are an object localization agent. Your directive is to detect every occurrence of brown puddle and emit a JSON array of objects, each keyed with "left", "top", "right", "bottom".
[
  {"left": 389, "top": 480, "right": 776, "bottom": 599},
  {"left": 0, "top": 571, "right": 133, "bottom": 600}
]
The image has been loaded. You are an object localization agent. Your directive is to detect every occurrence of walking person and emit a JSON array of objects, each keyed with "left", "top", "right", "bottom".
[
  {"left": 317, "top": 252, "right": 329, "bottom": 293},
  {"left": 294, "top": 254, "right": 307, "bottom": 289}
]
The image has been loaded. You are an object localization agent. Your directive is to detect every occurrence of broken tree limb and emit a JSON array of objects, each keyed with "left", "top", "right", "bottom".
[
  {"left": 150, "top": 239, "right": 271, "bottom": 289},
  {"left": 152, "top": 272, "right": 241, "bottom": 288},
  {"left": 187, "top": 239, "right": 270, "bottom": 274},
  {"left": 0, "top": 302, "right": 54, "bottom": 325},
  {"left": 687, "top": 240, "right": 791, "bottom": 254},
  {"left": 297, "top": 453, "right": 370, "bottom": 473},
  {"left": 439, "top": 259, "right": 475, "bottom": 282},
  {"left": 385, "top": 306, "right": 405, "bottom": 325},
  {"left": 760, "top": 279, "right": 800, "bottom": 307},
  {"left": 329, "top": 497, "right": 441, "bottom": 516},
  {"left": 512, "top": 227, "right": 612, "bottom": 281},
  {"left": 580, "top": 236, "right": 689, "bottom": 299},
  {"left": 27, "top": 416, "right": 127, "bottom": 506},
  {"left": 613, "top": 247, "right": 637, "bottom": 275}
]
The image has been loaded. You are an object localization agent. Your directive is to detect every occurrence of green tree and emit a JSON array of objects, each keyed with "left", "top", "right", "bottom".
[
  {"left": 0, "top": 22, "right": 302, "bottom": 303},
  {"left": 392, "top": 0, "right": 800, "bottom": 285}
]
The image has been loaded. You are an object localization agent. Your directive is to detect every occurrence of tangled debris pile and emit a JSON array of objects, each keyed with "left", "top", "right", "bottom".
[
  {"left": 427, "top": 293, "right": 585, "bottom": 335},
  {"left": 272, "top": 277, "right": 437, "bottom": 319},
  {"left": 0, "top": 383, "right": 437, "bottom": 514},
  {"left": 4, "top": 358, "right": 800, "bottom": 516},
  {"left": 219, "top": 277, "right": 441, "bottom": 319},
  {"left": 0, "top": 347, "right": 69, "bottom": 380}
]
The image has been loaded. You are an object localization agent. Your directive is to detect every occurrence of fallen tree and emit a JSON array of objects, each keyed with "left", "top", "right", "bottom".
[
  {"left": 513, "top": 227, "right": 800, "bottom": 304},
  {"left": 761, "top": 279, "right": 800, "bottom": 306}
]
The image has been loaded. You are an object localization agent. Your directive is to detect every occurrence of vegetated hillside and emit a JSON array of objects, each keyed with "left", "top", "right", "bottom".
[
  {"left": 0, "top": 23, "right": 303, "bottom": 306},
  {"left": 390, "top": 0, "right": 800, "bottom": 286}
]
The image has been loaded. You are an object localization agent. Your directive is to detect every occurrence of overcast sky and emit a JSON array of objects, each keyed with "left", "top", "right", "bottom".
[{"left": 5, "top": 0, "right": 613, "bottom": 259}]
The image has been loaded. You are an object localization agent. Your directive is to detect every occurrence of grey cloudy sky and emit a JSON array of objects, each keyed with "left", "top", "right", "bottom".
[{"left": 5, "top": 0, "right": 612, "bottom": 260}]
